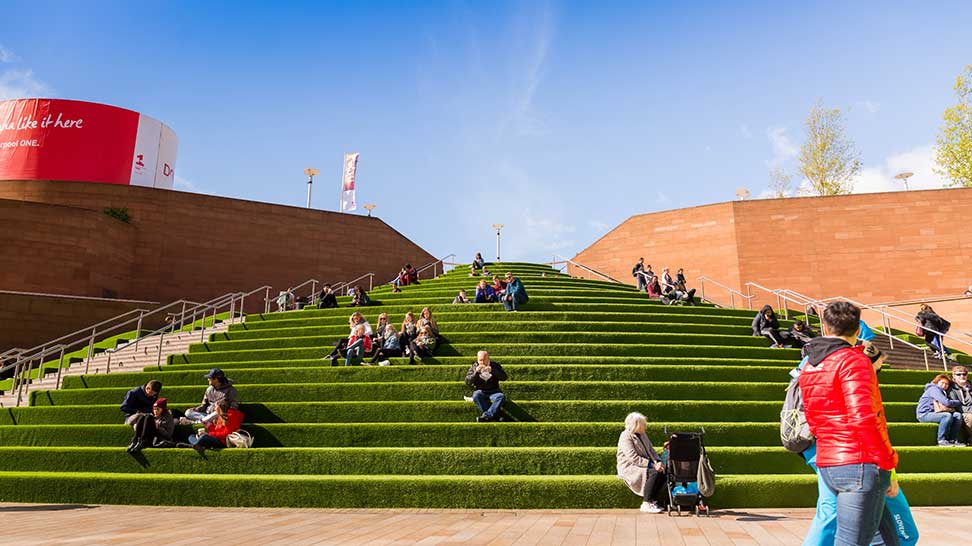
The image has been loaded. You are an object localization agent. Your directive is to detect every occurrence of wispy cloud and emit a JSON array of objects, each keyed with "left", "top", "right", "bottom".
[
  {"left": 0, "top": 46, "right": 51, "bottom": 100},
  {"left": 859, "top": 100, "right": 880, "bottom": 114},
  {"left": 738, "top": 124, "right": 753, "bottom": 139},
  {"left": 174, "top": 175, "right": 196, "bottom": 192},
  {"left": 765, "top": 126, "right": 798, "bottom": 168},
  {"left": 500, "top": 1, "right": 555, "bottom": 137}
]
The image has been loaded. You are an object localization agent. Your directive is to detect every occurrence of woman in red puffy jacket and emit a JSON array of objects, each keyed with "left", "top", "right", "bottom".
[{"left": 187, "top": 399, "right": 244, "bottom": 451}]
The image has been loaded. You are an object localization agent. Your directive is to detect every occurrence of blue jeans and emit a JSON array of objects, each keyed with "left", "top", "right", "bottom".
[
  {"left": 188, "top": 433, "right": 224, "bottom": 449},
  {"left": 818, "top": 463, "right": 890, "bottom": 546},
  {"left": 345, "top": 338, "right": 365, "bottom": 366},
  {"left": 472, "top": 390, "right": 505, "bottom": 418},
  {"left": 184, "top": 409, "right": 209, "bottom": 423},
  {"left": 917, "top": 411, "right": 962, "bottom": 442}
]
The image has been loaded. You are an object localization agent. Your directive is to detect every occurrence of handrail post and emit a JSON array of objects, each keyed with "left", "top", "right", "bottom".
[
  {"left": 179, "top": 302, "right": 187, "bottom": 330},
  {"left": 54, "top": 346, "right": 66, "bottom": 390},
  {"left": 105, "top": 349, "right": 113, "bottom": 374},
  {"left": 368, "top": 274, "right": 373, "bottom": 292},
  {"left": 228, "top": 295, "right": 236, "bottom": 325},
  {"left": 133, "top": 310, "right": 145, "bottom": 352},
  {"left": 699, "top": 280, "right": 706, "bottom": 304},
  {"left": 924, "top": 350, "right": 929, "bottom": 371},
  {"left": 200, "top": 307, "right": 207, "bottom": 343},
  {"left": 84, "top": 327, "right": 96, "bottom": 375},
  {"left": 310, "top": 281, "right": 318, "bottom": 306},
  {"left": 884, "top": 314, "right": 894, "bottom": 350},
  {"left": 729, "top": 292, "right": 735, "bottom": 308},
  {"left": 264, "top": 287, "right": 271, "bottom": 314},
  {"left": 156, "top": 330, "right": 166, "bottom": 369}
]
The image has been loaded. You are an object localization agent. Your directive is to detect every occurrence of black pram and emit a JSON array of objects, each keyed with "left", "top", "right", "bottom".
[{"left": 665, "top": 430, "right": 712, "bottom": 516}]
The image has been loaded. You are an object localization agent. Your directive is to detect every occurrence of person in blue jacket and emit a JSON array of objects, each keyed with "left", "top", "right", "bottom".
[
  {"left": 502, "top": 272, "right": 528, "bottom": 312},
  {"left": 916, "top": 374, "right": 963, "bottom": 446}
]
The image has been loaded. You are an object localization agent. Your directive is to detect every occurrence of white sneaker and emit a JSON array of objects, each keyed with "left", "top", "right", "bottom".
[
  {"left": 378, "top": 360, "right": 391, "bottom": 367},
  {"left": 639, "top": 502, "right": 663, "bottom": 514},
  {"left": 177, "top": 417, "right": 193, "bottom": 426}
]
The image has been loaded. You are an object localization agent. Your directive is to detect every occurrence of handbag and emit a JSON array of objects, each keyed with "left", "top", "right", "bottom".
[
  {"left": 884, "top": 488, "right": 919, "bottom": 546},
  {"left": 697, "top": 450, "right": 715, "bottom": 497},
  {"left": 915, "top": 325, "right": 924, "bottom": 336},
  {"left": 225, "top": 430, "right": 254, "bottom": 448}
]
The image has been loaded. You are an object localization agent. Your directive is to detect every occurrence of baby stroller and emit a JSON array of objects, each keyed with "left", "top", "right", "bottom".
[{"left": 665, "top": 430, "right": 711, "bottom": 516}]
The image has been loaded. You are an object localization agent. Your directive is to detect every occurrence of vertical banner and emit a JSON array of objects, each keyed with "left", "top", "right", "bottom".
[{"left": 340, "top": 152, "right": 359, "bottom": 212}]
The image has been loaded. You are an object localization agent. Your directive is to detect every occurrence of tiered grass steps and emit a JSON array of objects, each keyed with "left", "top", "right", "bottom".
[{"left": 0, "top": 262, "right": 957, "bottom": 509}]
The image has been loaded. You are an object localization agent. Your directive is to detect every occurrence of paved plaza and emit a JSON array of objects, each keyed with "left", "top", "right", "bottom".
[{"left": 0, "top": 504, "right": 956, "bottom": 545}]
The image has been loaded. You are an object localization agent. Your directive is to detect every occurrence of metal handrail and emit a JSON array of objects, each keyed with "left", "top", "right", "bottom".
[
  {"left": 696, "top": 276, "right": 754, "bottom": 309},
  {"left": 869, "top": 293, "right": 972, "bottom": 308},
  {"left": 384, "top": 254, "right": 458, "bottom": 286},
  {"left": 549, "top": 255, "right": 622, "bottom": 284},
  {"left": 336, "top": 273, "right": 374, "bottom": 296}
]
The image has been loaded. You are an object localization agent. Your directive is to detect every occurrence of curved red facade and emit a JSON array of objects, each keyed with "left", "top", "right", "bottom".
[{"left": 0, "top": 98, "right": 177, "bottom": 188}]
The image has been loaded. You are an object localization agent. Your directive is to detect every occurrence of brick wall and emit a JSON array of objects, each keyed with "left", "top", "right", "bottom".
[
  {"left": 574, "top": 188, "right": 972, "bottom": 333},
  {"left": 0, "top": 180, "right": 436, "bottom": 349}
]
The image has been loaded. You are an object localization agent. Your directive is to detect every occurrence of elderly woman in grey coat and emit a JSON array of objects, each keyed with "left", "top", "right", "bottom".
[{"left": 617, "top": 412, "right": 666, "bottom": 513}]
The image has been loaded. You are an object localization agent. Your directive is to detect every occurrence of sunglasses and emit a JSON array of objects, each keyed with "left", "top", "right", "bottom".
[{"left": 955, "top": 373, "right": 968, "bottom": 377}]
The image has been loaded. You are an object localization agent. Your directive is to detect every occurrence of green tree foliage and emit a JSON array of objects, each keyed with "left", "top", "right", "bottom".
[
  {"left": 935, "top": 65, "right": 972, "bottom": 187},
  {"left": 798, "top": 101, "right": 861, "bottom": 195}
]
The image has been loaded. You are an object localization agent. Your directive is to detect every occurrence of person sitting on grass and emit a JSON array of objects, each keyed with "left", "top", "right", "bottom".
[
  {"left": 418, "top": 307, "right": 440, "bottom": 339},
  {"left": 616, "top": 412, "right": 667, "bottom": 514},
  {"left": 474, "top": 279, "right": 496, "bottom": 303},
  {"left": 502, "top": 272, "right": 528, "bottom": 312},
  {"left": 492, "top": 275, "right": 508, "bottom": 300},
  {"left": 181, "top": 368, "right": 239, "bottom": 424},
  {"left": 370, "top": 325, "right": 402, "bottom": 366},
  {"left": 120, "top": 380, "right": 162, "bottom": 453},
  {"left": 452, "top": 289, "right": 471, "bottom": 304},
  {"left": 187, "top": 399, "right": 244, "bottom": 453},
  {"left": 408, "top": 325, "right": 437, "bottom": 365},
  {"left": 916, "top": 373, "right": 963, "bottom": 447},
  {"left": 752, "top": 305, "right": 786, "bottom": 348},
  {"left": 372, "top": 313, "right": 390, "bottom": 352},
  {"left": 129, "top": 397, "right": 176, "bottom": 452},
  {"left": 784, "top": 319, "right": 816, "bottom": 349},
  {"left": 472, "top": 252, "right": 485, "bottom": 271},
  {"left": 646, "top": 275, "right": 662, "bottom": 298},
  {"left": 465, "top": 350, "right": 508, "bottom": 422},
  {"left": 399, "top": 311, "right": 418, "bottom": 352},
  {"left": 351, "top": 285, "right": 370, "bottom": 307},
  {"left": 318, "top": 284, "right": 338, "bottom": 308},
  {"left": 948, "top": 365, "right": 972, "bottom": 445},
  {"left": 344, "top": 324, "right": 372, "bottom": 366},
  {"left": 324, "top": 312, "right": 373, "bottom": 364}
]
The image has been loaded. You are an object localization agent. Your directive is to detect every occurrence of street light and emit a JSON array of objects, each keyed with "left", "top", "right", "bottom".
[
  {"left": 491, "top": 223, "right": 504, "bottom": 262},
  {"left": 363, "top": 203, "right": 377, "bottom": 217},
  {"left": 894, "top": 171, "right": 914, "bottom": 191},
  {"left": 304, "top": 168, "right": 320, "bottom": 208}
]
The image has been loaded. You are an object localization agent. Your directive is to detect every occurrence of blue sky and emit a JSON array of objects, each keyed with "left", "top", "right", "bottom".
[{"left": 1, "top": 1, "right": 969, "bottom": 262}]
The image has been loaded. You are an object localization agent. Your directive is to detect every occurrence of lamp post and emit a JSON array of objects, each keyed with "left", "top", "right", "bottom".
[
  {"left": 363, "top": 203, "right": 376, "bottom": 217},
  {"left": 491, "top": 223, "right": 504, "bottom": 262},
  {"left": 894, "top": 171, "right": 914, "bottom": 191},
  {"left": 304, "top": 168, "right": 320, "bottom": 208}
]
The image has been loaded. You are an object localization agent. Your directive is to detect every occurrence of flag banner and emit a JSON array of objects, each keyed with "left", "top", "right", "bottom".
[{"left": 340, "top": 152, "right": 359, "bottom": 212}]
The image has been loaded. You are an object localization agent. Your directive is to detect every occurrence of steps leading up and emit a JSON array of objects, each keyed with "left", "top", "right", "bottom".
[{"left": 0, "top": 262, "right": 957, "bottom": 509}]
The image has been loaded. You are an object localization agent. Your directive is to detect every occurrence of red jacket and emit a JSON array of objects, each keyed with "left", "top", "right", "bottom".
[
  {"left": 348, "top": 334, "right": 372, "bottom": 353},
  {"left": 205, "top": 408, "right": 244, "bottom": 444},
  {"left": 798, "top": 340, "right": 897, "bottom": 470}
]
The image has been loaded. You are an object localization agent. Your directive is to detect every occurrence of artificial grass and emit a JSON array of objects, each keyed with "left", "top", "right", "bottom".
[
  {"left": 0, "top": 422, "right": 943, "bottom": 448},
  {"left": 0, "top": 400, "right": 924, "bottom": 425}
]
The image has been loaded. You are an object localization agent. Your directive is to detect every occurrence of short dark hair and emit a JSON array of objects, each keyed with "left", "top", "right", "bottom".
[
  {"left": 147, "top": 380, "right": 162, "bottom": 393},
  {"left": 822, "top": 301, "right": 861, "bottom": 337}
]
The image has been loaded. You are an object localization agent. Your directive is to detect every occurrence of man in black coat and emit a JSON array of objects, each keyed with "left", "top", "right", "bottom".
[{"left": 465, "top": 350, "right": 508, "bottom": 422}]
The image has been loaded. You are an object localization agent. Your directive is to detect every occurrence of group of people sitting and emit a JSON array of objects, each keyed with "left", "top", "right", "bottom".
[
  {"left": 916, "top": 366, "right": 972, "bottom": 446},
  {"left": 323, "top": 309, "right": 440, "bottom": 366},
  {"left": 120, "top": 367, "right": 244, "bottom": 453},
  {"left": 465, "top": 271, "right": 529, "bottom": 311},
  {"left": 751, "top": 305, "right": 818, "bottom": 349},
  {"left": 631, "top": 258, "right": 697, "bottom": 305},
  {"left": 392, "top": 264, "right": 420, "bottom": 292}
]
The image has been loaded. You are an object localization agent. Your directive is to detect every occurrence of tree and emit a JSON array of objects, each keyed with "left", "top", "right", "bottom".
[
  {"left": 798, "top": 101, "right": 861, "bottom": 195},
  {"left": 935, "top": 65, "right": 972, "bottom": 187},
  {"left": 768, "top": 166, "right": 792, "bottom": 198}
]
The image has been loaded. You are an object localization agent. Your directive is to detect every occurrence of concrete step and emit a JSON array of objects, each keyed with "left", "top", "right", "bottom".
[
  {"left": 869, "top": 335, "right": 952, "bottom": 372},
  {"left": 0, "top": 321, "right": 233, "bottom": 407}
]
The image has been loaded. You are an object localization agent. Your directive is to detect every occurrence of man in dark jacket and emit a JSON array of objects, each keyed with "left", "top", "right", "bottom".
[
  {"left": 181, "top": 368, "right": 239, "bottom": 424},
  {"left": 798, "top": 301, "right": 897, "bottom": 546},
  {"left": 948, "top": 365, "right": 972, "bottom": 445},
  {"left": 752, "top": 305, "right": 786, "bottom": 347},
  {"left": 120, "top": 380, "right": 162, "bottom": 425},
  {"left": 319, "top": 284, "right": 338, "bottom": 308},
  {"left": 632, "top": 258, "right": 646, "bottom": 292},
  {"left": 465, "top": 350, "right": 508, "bottom": 422}
]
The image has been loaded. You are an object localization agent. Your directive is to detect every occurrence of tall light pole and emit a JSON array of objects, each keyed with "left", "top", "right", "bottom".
[
  {"left": 491, "top": 223, "right": 504, "bottom": 262},
  {"left": 894, "top": 171, "right": 914, "bottom": 191},
  {"left": 304, "top": 168, "right": 320, "bottom": 208}
]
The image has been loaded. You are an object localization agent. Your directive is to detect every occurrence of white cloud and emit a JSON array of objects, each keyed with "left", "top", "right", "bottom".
[
  {"left": 500, "top": 1, "right": 555, "bottom": 137},
  {"left": 851, "top": 144, "right": 948, "bottom": 194},
  {"left": 765, "top": 126, "right": 798, "bottom": 168},
  {"left": 0, "top": 69, "right": 50, "bottom": 100},
  {"left": 588, "top": 220, "right": 609, "bottom": 232},
  {"left": 738, "top": 124, "right": 753, "bottom": 139},
  {"left": 860, "top": 100, "right": 880, "bottom": 114},
  {"left": 0, "top": 45, "right": 17, "bottom": 63}
]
